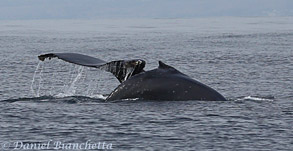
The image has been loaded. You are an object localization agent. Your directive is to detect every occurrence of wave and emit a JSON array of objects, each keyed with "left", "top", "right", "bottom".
[
  {"left": 0, "top": 95, "right": 106, "bottom": 104},
  {"left": 1, "top": 95, "right": 275, "bottom": 104}
]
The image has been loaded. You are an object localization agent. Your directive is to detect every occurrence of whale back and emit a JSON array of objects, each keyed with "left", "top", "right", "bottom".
[{"left": 106, "top": 61, "right": 227, "bottom": 101}]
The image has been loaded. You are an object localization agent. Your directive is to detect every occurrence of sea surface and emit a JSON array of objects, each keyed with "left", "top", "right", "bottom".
[{"left": 0, "top": 17, "right": 292, "bottom": 150}]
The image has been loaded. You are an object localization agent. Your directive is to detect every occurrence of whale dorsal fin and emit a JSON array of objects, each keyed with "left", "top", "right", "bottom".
[
  {"left": 158, "top": 61, "right": 174, "bottom": 69},
  {"left": 158, "top": 61, "right": 185, "bottom": 75}
]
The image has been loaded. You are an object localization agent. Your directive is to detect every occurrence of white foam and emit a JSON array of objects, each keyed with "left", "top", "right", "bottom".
[
  {"left": 89, "top": 94, "right": 107, "bottom": 100},
  {"left": 236, "top": 96, "right": 274, "bottom": 102}
]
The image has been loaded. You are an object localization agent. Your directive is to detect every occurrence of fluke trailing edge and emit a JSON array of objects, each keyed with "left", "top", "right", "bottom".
[{"left": 38, "top": 53, "right": 227, "bottom": 101}]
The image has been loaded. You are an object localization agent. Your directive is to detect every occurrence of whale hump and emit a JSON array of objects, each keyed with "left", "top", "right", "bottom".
[{"left": 38, "top": 53, "right": 145, "bottom": 83}]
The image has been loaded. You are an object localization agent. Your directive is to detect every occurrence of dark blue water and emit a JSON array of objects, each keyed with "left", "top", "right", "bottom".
[{"left": 0, "top": 17, "right": 292, "bottom": 150}]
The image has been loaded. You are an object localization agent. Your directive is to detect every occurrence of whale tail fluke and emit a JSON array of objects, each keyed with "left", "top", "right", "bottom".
[
  {"left": 38, "top": 53, "right": 106, "bottom": 67},
  {"left": 99, "top": 60, "right": 145, "bottom": 83},
  {"left": 38, "top": 53, "right": 145, "bottom": 83}
]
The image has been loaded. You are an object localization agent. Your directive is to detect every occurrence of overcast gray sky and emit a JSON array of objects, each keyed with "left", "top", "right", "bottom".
[{"left": 0, "top": 0, "right": 292, "bottom": 20}]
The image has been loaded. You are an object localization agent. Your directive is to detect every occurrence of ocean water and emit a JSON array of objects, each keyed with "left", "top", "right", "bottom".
[{"left": 0, "top": 17, "right": 292, "bottom": 150}]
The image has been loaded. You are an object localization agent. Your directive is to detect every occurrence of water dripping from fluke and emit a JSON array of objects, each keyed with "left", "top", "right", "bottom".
[
  {"left": 30, "top": 61, "right": 43, "bottom": 97},
  {"left": 56, "top": 66, "right": 84, "bottom": 98},
  {"left": 30, "top": 61, "right": 108, "bottom": 100}
]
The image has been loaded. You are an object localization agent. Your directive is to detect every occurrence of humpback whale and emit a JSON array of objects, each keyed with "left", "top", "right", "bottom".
[{"left": 38, "top": 53, "right": 227, "bottom": 101}]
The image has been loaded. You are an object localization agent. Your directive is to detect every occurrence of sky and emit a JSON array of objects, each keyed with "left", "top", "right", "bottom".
[{"left": 0, "top": 0, "right": 292, "bottom": 20}]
